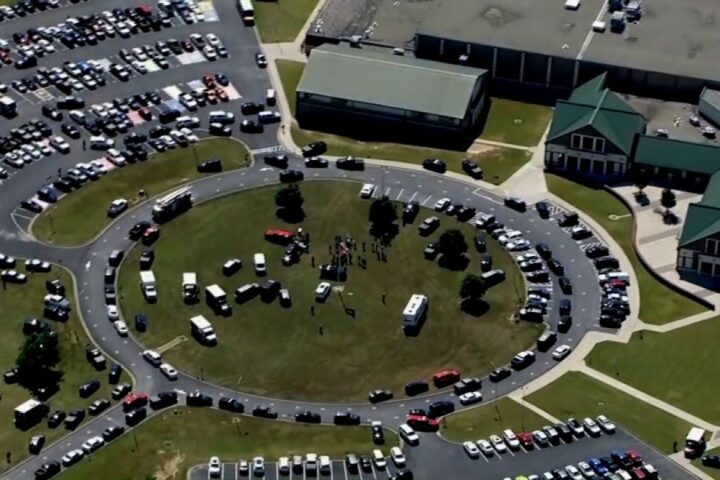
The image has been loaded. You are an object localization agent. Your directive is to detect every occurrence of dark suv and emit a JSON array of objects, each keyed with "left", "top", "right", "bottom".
[{"left": 423, "top": 158, "right": 447, "bottom": 173}]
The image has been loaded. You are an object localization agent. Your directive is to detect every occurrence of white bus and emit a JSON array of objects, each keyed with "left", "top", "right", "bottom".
[
  {"left": 403, "top": 294, "right": 428, "bottom": 329},
  {"left": 152, "top": 186, "right": 192, "bottom": 223},
  {"left": 237, "top": 0, "right": 255, "bottom": 25}
]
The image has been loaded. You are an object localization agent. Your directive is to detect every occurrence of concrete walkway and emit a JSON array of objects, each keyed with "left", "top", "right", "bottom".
[{"left": 638, "top": 309, "right": 718, "bottom": 333}]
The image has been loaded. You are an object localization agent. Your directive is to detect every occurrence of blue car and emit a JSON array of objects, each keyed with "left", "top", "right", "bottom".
[{"left": 589, "top": 457, "right": 608, "bottom": 476}]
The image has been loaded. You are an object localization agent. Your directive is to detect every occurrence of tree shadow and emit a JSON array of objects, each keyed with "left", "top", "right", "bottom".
[
  {"left": 369, "top": 223, "right": 399, "bottom": 242},
  {"left": 18, "top": 369, "right": 63, "bottom": 396},
  {"left": 438, "top": 254, "right": 470, "bottom": 271},
  {"left": 276, "top": 207, "right": 306, "bottom": 224},
  {"left": 460, "top": 298, "right": 490, "bottom": 317}
]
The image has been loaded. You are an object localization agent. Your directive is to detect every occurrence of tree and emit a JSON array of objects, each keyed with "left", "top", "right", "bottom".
[
  {"left": 661, "top": 188, "right": 676, "bottom": 213},
  {"left": 16, "top": 330, "right": 62, "bottom": 390},
  {"left": 438, "top": 229, "right": 468, "bottom": 259},
  {"left": 460, "top": 274, "right": 487, "bottom": 301},
  {"left": 275, "top": 183, "right": 305, "bottom": 222},
  {"left": 634, "top": 170, "right": 648, "bottom": 195},
  {"left": 369, "top": 196, "right": 398, "bottom": 238}
]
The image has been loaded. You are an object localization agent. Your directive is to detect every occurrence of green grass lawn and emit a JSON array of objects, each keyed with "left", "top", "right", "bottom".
[
  {"left": 589, "top": 321, "right": 720, "bottom": 425},
  {"left": 254, "top": 0, "right": 319, "bottom": 43},
  {"left": 480, "top": 98, "right": 552, "bottom": 147},
  {"left": 0, "top": 263, "right": 119, "bottom": 475},
  {"left": 545, "top": 173, "right": 706, "bottom": 324},
  {"left": 32, "top": 138, "right": 250, "bottom": 246},
  {"left": 693, "top": 446, "right": 720, "bottom": 479},
  {"left": 59, "top": 408, "right": 390, "bottom": 480},
  {"left": 276, "top": 60, "right": 532, "bottom": 185},
  {"left": 117, "top": 181, "right": 538, "bottom": 401},
  {"left": 526, "top": 372, "right": 693, "bottom": 454},
  {"left": 443, "top": 397, "right": 548, "bottom": 442}
]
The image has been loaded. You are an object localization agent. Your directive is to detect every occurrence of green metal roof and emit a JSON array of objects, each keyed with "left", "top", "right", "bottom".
[
  {"left": 297, "top": 45, "right": 486, "bottom": 119},
  {"left": 634, "top": 135, "right": 720, "bottom": 175},
  {"left": 548, "top": 75, "right": 645, "bottom": 155},
  {"left": 680, "top": 171, "right": 720, "bottom": 247}
]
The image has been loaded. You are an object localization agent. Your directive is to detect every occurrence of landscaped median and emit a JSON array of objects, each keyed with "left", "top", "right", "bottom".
[
  {"left": 526, "top": 371, "right": 693, "bottom": 454},
  {"left": 58, "top": 408, "right": 390, "bottom": 479},
  {"left": 589, "top": 319, "right": 720, "bottom": 425},
  {"left": 545, "top": 173, "right": 707, "bottom": 324},
  {"left": 442, "top": 397, "right": 548, "bottom": 442},
  {"left": 32, "top": 137, "right": 251, "bottom": 246},
  {"left": 275, "top": 60, "right": 533, "bottom": 185}
]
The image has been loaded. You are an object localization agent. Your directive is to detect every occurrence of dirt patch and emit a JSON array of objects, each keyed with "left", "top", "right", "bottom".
[
  {"left": 153, "top": 451, "right": 185, "bottom": 480},
  {"left": 466, "top": 142, "right": 497, "bottom": 155}
]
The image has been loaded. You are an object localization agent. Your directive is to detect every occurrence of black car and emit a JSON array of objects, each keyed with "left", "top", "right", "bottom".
[
  {"left": 535, "top": 201, "right": 552, "bottom": 219},
  {"left": 61, "top": 123, "right": 81, "bottom": 139},
  {"left": 41, "top": 104, "right": 63, "bottom": 121},
  {"left": 125, "top": 406, "right": 147, "bottom": 426},
  {"left": 218, "top": 396, "right": 244, "bottom": 413},
  {"left": 191, "top": 156, "right": 221, "bottom": 172},
  {"left": 88, "top": 398, "right": 111, "bottom": 415},
  {"left": 105, "top": 285, "right": 117, "bottom": 305},
  {"left": 428, "top": 400, "right": 455, "bottom": 418},
  {"left": 555, "top": 422, "right": 573, "bottom": 442},
  {"left": 34, "top": 460, "right": 61, "bottom": 480},
  {"left": 480, "top": 254, "right": 493, "bottom": 272},
  {"left": 295, "top": 411, "right": 322, "bottom": 423},
  {"left": 558, "top": 315, "right": 572, "bottom": 333},
  {"left": 461, "top": 158, "right": 483, "bottom": 179},
  {"left": 78, "top": 379, "right": 100, "bottom": 398},
  {"left": 186, "top": 391, "right": 213, "bottom": 407},
  {"left": 474, "top": 235, "right": 486, "bottom": 253},
  {"left": 241, "top": 102, "right": 264, "bottom": 115},
  {"left": 150, "top": 391, "right": 178, "bottom": 409},
  {"left": 457, "top": 206, "right": 476, "bottom": 221},
  {"left": 453, "top": 377, "right": 482, "bottom": 395},
  {"left": 128, "top": 221, "right": 151, "bottom": 240},
  {"left": 64, "top": 408, "right": 85, "bottom": 429},
  {"left": 301, "top": 141, "right": 327, "bottom": 157},
  {"left": 489, "top": 367, "right": 511, "bottom": 382},
  {"left": 37, "top": 187, "right": 58, "bottom": 203},
  {"left": 404, "top": 380, "right": 429, "bottom": 396},
  {"left": 504, "top": 196, "right": 527, "bottom": 212},
  {"left": 252, "top": 404, "right": 278, "bottom": 419},
  {"left": 558, "top": 211, "right": 579, "bottom": 227},
  {"left": 559, "top": 276, "right": 573, "bottom": 294},
  {"left": 418, "top": 216, "right": 440, "bottom": 236},
  {"left": 240, "top": 119, "right": 263, "bottom": 133},
  {"left": 559, "top": 299, "right": 572, "bottom": 316},
  {"left": 305, "top": 156, "right": 329, "bottom": 168},
  {"left": 279, "top": 169, "right": 304, "bottom": 182},
  {"left": 368, "top": 389, "right": 393, "bottom": 403},
  {"left": 111, "top": 383, "right": 132, "bottom": 400},
  {"left": 264, "top": 154, "right": 289, "bottom": 169},
  {"left": 29, "top": 434, "right": 45, "bottom": 454},
  {"left": 334, "top": 412, "right": 361, "bottom": 425},
  {"left": 423, "top": 242, "right": 440, "bottom": 260},
  {"left": 372, "top": 423, "right": 385, "bottom": 445},
  {"left": 402, "top": 201, "right": 419, "bottom": 223},
  {"left": 702, "top": 455, "right": 720, "bottom": 467},
  {"left": 102, "top": 425, "right": 125, "bottom": 442},
  {"left": 108, "top": 363, "right": 121, "bottom": 384},
  {"left": 47, "top": 410, "right": 66, "bottom": 428},
  {"left": 336, "top": 156, "right": 365, "bottom": 170},
  {"left": 360, "top": 455, "right": 373, "bottom": 472},
  {"left": 423, "top": 158, "right": 446, "bottom": 173},
  {"left": 548, "top": 258, "right": 564, "bottom": 275}
]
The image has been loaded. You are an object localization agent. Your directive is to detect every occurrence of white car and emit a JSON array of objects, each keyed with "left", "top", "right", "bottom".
[
  {"left": 596, "top": 415, "right": 616, "bottom": 433},
  {"left": 106, "top": 304, "right": 119, "bottom": 321},
  {"left": 208, "top": 456, "right": 221, "bottom": 478},
  {"left": 50, "top": 136, "right": 70, "bottom": 153},
  {"left": 237, "top": 459, "right": 249, "bottom": 475},
  {"left": 565, "top": 465, "right": 584, "bottom": 480},
  {"left": 203, "top": 45, "right": 217, "bottom": 60},
  {"left": 532, "top": 430, "right": 549, "bottom": 447},
  {"left": 476, "top": 439, "right": 494, "bottom": 456},
  {"left": 142, "top": 349, "right": 162, "bottom": 366},
  {"left": 360, "top": 183, "right": 375, "bottom": 198},
  {"left": 61, "top": 448, "right": 85, "bottom": 466},
  {"left": 315, "top": 282, "right": 331, "bottom": 302},
  {"left": 552, "top": 344, "right": 572, "bottom": 361},
  {"left": 503, "top": 429, "right": 520, "bottom": 450},
  {"left": 26, "top": 259, "right": 50, "bottom": 271},
  {"left": 114, "top": 320, "right": 128, "bottom": 336},
  {"left": 278, "top": 456, "right": 290, "bottom": 475},
  {"left": 160, "top": 363, "right": 178, "bottom": 380},
  {"left": 372, "top": 449, "right": 386, "bottom": 469},
  {"left": 458, "top": 391, "right": 483, "bottom": 405},
  {"left": 390, "top": 446, "right": 406, "bottom": 467},
  {"left": 583, "top": 417, "right": 602, "bottom": 436},
  {"left": 578, "top": 461, "right": 594, "bottom": 477},
  {"left": 507, "top": 239, "right": 531, "bottom": 251},
  {"left": 398, "top": 423, "right": 419, "bottom": 445},
  {"left": 489, "top": 435, "right": 507, "bottom": 454},
  {"left": 434, "top": 197, "right": 451, "bottom": 211},
  {"left": 81, "top": 436, "right": 105, "bottom": 454},
  {"left": 463, "top": 441, "right": 480, "bottom": 458},
  {"left": 252, "top": 456, "right": 265, "bottom": 476},
  {"left": 206, "top": 33, "right": 221, "bottom": 47}
]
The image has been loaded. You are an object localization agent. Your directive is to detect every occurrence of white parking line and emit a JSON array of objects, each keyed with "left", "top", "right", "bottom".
[
  {"left": 395, "top": 188, "right": 404, "bottom": 200},
  {"left": 421, "top": 194, "right": 433, "bottom": 205}
]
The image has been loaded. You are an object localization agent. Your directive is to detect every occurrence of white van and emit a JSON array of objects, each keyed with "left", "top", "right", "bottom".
[
  {"left": 258, "top": 110, "right": 281, "bottom": 123},
  {"left": 253, "top": 253, "right": 266, "bottom": 275},
  {"left": 90, "top": 135, "right": 113, "bottom": 150},
  {"left": 372, "top": 449, "right": 386, "bottom": 469},
  {"left": 399, "top": 424, "right": 419, "bottom": 445}
]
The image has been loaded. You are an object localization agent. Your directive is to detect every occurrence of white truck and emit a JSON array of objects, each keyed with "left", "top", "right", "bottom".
[
  {"left": 403, "top": 294, "right": 428, "bottom": 330},
  {"left": 182, "top": 272, "right": 198, "bottom": 303},
  {"left": 140, "top": 270, "right": 157, "bottom": 303},
  {"left": 190, "top": 315, "right": 217, "bottom": 345}
]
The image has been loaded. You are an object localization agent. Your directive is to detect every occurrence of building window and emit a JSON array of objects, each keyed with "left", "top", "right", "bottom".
[
  {"left": 571, "top": 134, "right": 581, "bottom": 149},
  {"left": 570, "top": 133, "right": 606, "bottom": 153},
  {"left": 706, "top": 239, "right": 720, "bottom": 256},
  {"left": 594, "top": 138, "right": 605, "bottom": 153},
  {"left": 582, "top": 136, "right": 594, "bottom": 150}
]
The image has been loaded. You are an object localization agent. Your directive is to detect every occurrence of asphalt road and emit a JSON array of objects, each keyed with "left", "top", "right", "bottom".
[{"left": 0, "top": 1, "right": 690, "bottom": 479}]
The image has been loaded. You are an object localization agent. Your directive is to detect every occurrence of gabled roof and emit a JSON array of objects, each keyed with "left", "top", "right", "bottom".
[
  {"left": 297, "top": 44, "right": 486, "bottom": 119},
  {"left": 680, "top": 171, "right": 720, "bottom": 247},
  {"left": 634, "top": 135, "right": 720, "bottom": 176},
  {"left": 548, "top": 74, "right": 646, "bottom": 155}
]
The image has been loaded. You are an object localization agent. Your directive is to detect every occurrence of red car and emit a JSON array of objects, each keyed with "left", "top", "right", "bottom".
[
  {"left": 433, "top": 368, "right": 461, "bottom": 388},
  {"left": 215, "top": 88, "right": 229, "bottom": 102},
  {"left": 517, "top": 432, "right": 534, "bottom": 450},
  {"left": 406, "top": 414, "right": 440, "bottom": 432},
  {"left": 626, "top": 449, "right": 643, "bottom": 466},
  {"left": 122, "top": 392, "right": 148, "bottom": 412},
  {"left": 142, "top": 226, "right": 160, "bottom": 245},
  {"left": 205, "top": 90, "right": 218, "bottom": 104},
  {"left": 138, "top": 107, "right": 153, "bottom": 121},
  {"left": 202, "top": 75, "right": 216, "bottom": 88},
  {"left": 182, "top": 40, "right": 194, "bottom": 52},
  {"left": 264, "top": 228, "right": 294, "bottom": 245}
]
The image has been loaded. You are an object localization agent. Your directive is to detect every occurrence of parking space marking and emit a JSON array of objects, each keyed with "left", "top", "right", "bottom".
[{"left": 421, "top": 194, "right": 433, "bottom": 205}]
